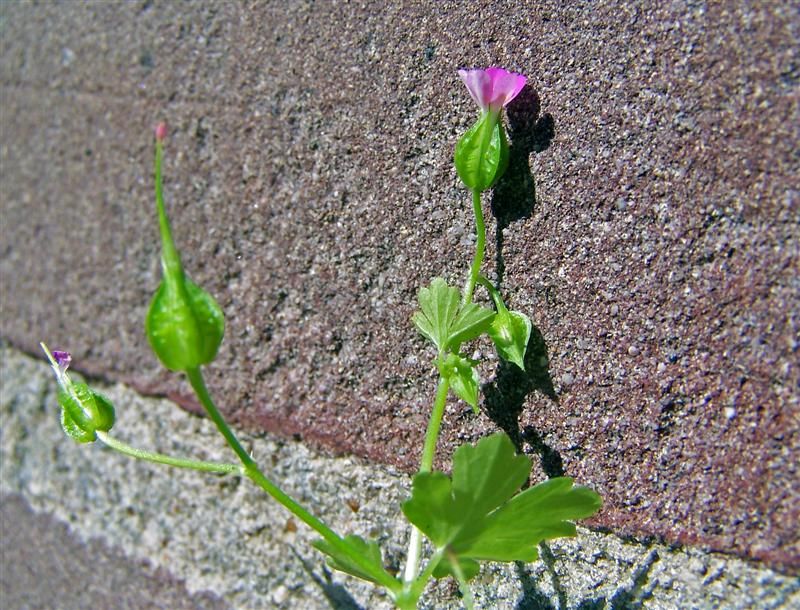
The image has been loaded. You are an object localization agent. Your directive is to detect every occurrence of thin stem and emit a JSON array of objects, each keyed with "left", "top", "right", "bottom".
[
  {"left": 96, "top": 431, "right": 241, "bottom": 475},
  {"left": 184, "top": 367, "right": 399, "bottom": 593},
  {"left": 403, "top": 376, "right": 450, "bottom": 582},
  {"left": 448, "top": 548, "right": 475, "bottom": 610},
  {"left": 411, "top": 548, "right": 445, "bottom": 600},
  {"left": 419, "top": 376, "right": 451, "bottom": 473},
  {"left": 462, "top": 189, "right": 486, "bottom": 306},
  {"left": 154, "top": 138, "right": 181, "bottom": 276},
  {"left": 185, "top": 367, "right": 254, "bottom": 468},
  {"left": 476, "top": 274, "right": 508, "bottom": 314}
]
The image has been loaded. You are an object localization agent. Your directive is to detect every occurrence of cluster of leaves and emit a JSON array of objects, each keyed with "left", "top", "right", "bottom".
[
  {"left": 313, "top": 433, "right": 601, "bottom": 594},
  {"left": 412, "top": 277, "right": 531, "bottom": 410}
]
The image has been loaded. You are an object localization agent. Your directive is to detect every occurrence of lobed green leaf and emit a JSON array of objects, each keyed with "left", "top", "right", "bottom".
[
  {"left": 412, "top": 278, "right": 494, "bottom": 355},
  {"left": 448, "top": 302, "right": 495, "bottom": 351},
  {"left": 402, "top": 432, "right": 602, "bottom": 580},
  {"left": 412, "top": 278, "right": 460, "bottom": 353}
]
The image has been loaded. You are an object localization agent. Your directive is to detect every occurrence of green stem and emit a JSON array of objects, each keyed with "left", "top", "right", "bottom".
[
  {"left": 448, "top": 548, "right": 475, "bottom": 610},
  {"left": 462, "top": 189, "right": 485, "bottom": 306},
  {"left": 154, "top": 138, "right": 182, "bottom": 276},
  {"left": 396, "top": 548, "right": 446, "bottom": 610},
  {"left": 95, "top": 431, "right": 241, "bottom": 475},
  {"left": 184, "top": 367, "right": 399, "bottom": 593},
  {"left": 476, "top": 275, "right": 508, "bottom": 314},
  {"left": 185, "top": 367, "right": 254, "bottom": 467},
  {"left": 403, "top": 376, "right": 450, "bottom": 583},
  {"left": 419, "top": 376, "right": 451, "bottom": 473}
]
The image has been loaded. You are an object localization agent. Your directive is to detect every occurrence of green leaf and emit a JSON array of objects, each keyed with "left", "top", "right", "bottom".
[
  {"left": 412, "top": 278, "right": 494, "bottom": 354},
  {"left": 402, "top": 432, "right": 602, "bottom": 579},
  {"left": 312, "top": 534, "right": 397, "bottom": 588},
  {"left": 464, "top": 477, "right": 602, "bottom": 562},
  {"left": 432, "top": 556, "right": 480, "bottom": 581},
  {"left": 437, "top": 353, "right": 480, "bottom": 412},
  {"left": 412, "top": 278, "right": 460, "bottom": 352},
  {"left": 448, "top": 302, "right": 495, "bottom": 351},
  {"left": 146, "top": 275, "right": 225, "bottom": 372},
  {"left": 454, "top": 112, "right": 510, "bottom": 192},
  {"left": 487, "top": 309, "right": 532, "bottom": 370}
]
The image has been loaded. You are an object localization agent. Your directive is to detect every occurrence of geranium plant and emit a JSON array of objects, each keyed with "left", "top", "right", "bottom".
[{"left": 41, "top": 67, "right": 601, "bottom": 609}]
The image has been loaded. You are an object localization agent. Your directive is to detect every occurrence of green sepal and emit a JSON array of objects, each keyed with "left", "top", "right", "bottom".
[
  {"left": 455, "top": 111, "right": 509, "bottom": 192},
  {"left": 60, "top": 408, "right": 96, "bottom": 443},
  {"left": 412, "top": 278, "right": 494, "bottom": 353},
  {"left": 487, "top": 309, "right": 532, "bottom": 370},
  {"left": 146, "top": 274, "right": 224, "bottom": 372},
  {"left": 402, "top": 432, "right": 602, "bottom": 580},
  {"left": 57, "top": 383, "right": 116, "bottom": 443},
  {"left": 312, "top": 534, "right": 397, "bottom": 588},
  {"left": 437, "top": 352, "right": 480, "bottom": 413}
]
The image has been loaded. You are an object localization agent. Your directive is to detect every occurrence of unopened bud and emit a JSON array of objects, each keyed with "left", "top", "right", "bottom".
[
  {"left": 41, "top": 343, "right": 115, "bottom": 443},
  {"left": 155, "top": 121, "right": 168, "bottom": 142}
]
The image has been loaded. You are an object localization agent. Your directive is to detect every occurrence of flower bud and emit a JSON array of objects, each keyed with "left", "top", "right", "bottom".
[
  {"left": 146, "top": 274, "right": 225, "bottom": 371},
  {"left": 455, "top": 111, "right": 510, "bottom": 192},
  {"left": 41, "top": 343, "right": 116, "bottom": 443},
  {"left": 58, "top": 383, "right": 116, "bottom": 443},
  {"left": 455, "top": 67, "right": 525, "bottom": 192},
  {"left": 146, "top": 122, "right": 224, "bottom": 371}
]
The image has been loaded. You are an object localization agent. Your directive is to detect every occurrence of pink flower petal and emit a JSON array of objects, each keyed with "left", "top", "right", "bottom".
[{"left": 459, "top": 67, "right": 527, "bottom": 113}]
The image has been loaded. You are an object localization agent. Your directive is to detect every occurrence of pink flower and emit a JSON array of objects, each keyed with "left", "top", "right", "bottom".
[{"left": 458, "top": 67, "right": 526, "bottom": 114}]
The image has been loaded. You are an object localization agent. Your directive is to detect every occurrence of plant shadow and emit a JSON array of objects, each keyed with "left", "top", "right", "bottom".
[
  {"left": 292, "top": 548, "right": 366, "bottom": 610},
  {"left": 491, "top": 85, "right": 555, "bottom": 283},
  {"left": 515, "top": 547, "right": 660, "bottom": 609}
]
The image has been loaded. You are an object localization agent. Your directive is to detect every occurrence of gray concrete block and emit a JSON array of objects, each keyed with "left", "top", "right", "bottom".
[{"left": 2, "top": 347, "right": 797, "bottom": 609}]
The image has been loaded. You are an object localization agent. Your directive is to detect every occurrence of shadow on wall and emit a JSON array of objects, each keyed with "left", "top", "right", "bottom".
[
  {"left": 491, "top": 85, "right": 555, "bottom": 274},
  {"left": 294, "top": 547, "right": 366, "bottom": 610},
  {"left": 483, "top": 85, "right": 560, "bottom": 473},
  {"left": 515, "top": 548, "right": 660, "bottom": 610}
]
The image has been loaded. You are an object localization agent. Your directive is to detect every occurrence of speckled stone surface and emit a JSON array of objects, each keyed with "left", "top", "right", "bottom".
[
  {"left": 0, "top": 494, "right": 229, "bottom": 610},
  {"left": 1, "top": 0, "right": 797, "bottom": 574}
]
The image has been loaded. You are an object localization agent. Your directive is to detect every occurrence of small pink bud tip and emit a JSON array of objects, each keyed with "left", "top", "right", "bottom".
[
  {"left": 52, "top": 350, "right": 72, "bottom": 372},
  {"left": 155, "top": 122, "right": 168, "bottom": 142}
]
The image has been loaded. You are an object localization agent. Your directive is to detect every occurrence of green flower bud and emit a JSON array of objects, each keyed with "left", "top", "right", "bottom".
[
  {"left": 40, "top": 343, "right": 116, "bottom": 444},
  {"left": 58, "top": 383, "right": 116, "bottom": 443},
  {"left": 145, "top": 123, "right": 224, "bottom": 372},
  {"left": 454, "top": 111, "right": 510, "bottom": 192},
  {"left": 146, "top": 274, "right": 224, "bottom": 371}
]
